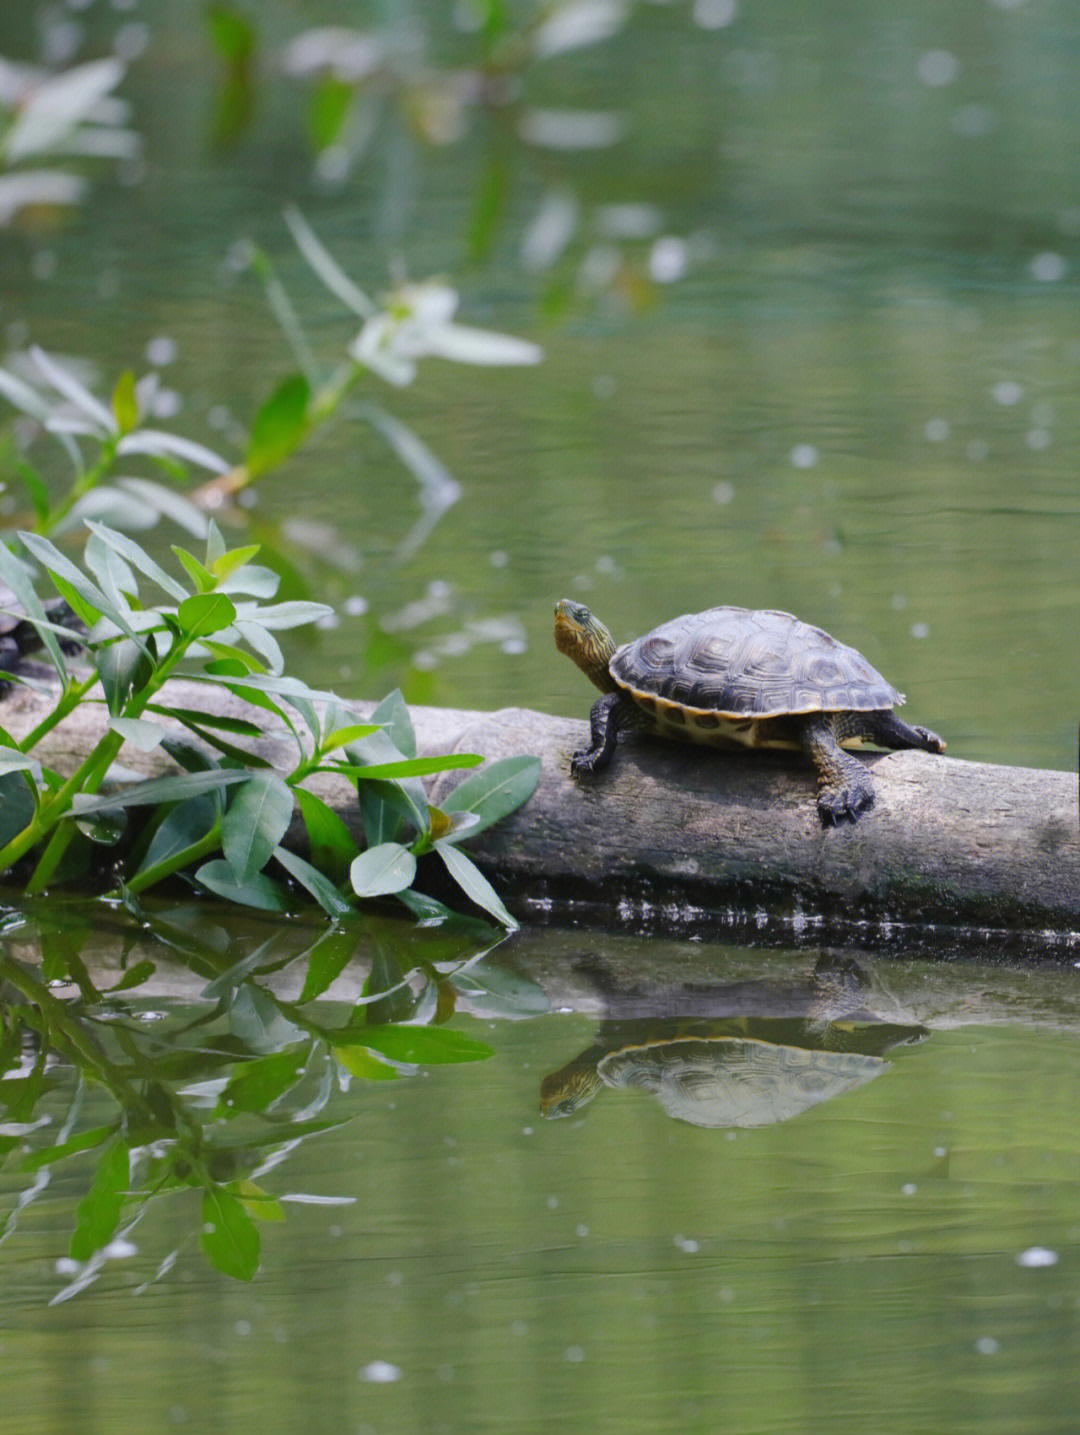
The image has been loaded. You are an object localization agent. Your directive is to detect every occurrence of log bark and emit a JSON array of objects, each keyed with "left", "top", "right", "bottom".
[{"left": 3, "top": 679, "right": 1078, "bottom": 946}]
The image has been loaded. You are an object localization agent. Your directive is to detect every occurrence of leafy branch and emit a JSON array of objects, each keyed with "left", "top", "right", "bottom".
[{"left": 0, "top": 524, "right": 538, "bottom": 926}]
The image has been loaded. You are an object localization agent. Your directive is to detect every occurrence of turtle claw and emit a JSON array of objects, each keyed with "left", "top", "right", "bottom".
[
  {"left": 912, "top": 725, "right": 946, "bottom": 754},
  {"left": 570, "top": 748, "right": 598, "bottom": 778},
  {"left": 817, "top": 782, "right": 874, "bottom": 826}
]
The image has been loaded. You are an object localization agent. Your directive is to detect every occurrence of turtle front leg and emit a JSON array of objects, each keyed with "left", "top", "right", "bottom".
[
  {"left": 800, "top": 715, "right": 875, "bottom": 825},
  {"left": 860, "top": 709, "right": 946, "bottom": 754},
  {"left": 571, "top": 693, "right": 626, "bottom": 777}
]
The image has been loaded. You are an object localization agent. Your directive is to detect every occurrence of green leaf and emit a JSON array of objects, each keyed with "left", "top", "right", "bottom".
[
  {"left": 147, "top": 705, "right": 262, "bottom": 737},
  {"left": 196, "top": 859, "right": 291, "bottom": 911},
  {"left": 449, "top": 957, "right": 550, "bottom": 1019},
  {"left": 274, "top": 845, "right": 354, "bottom": 918},
  {"left": 294, "top": 786, "right": 359, "bottom": 880},
  {"left": 19, "top": 532, "right": 146, "bottom": 649},
  {"left": 206, "top": 521, "right": 227, "bottom": 568},
  {"left": 338, "top": 753, "right": 484, "bottom": 780},
  {"left": 0, "top": 540, "right": 68, "bottom": 679},
  {"left": 177, "top": 592, "right": 237, "bottom": 638},
  {"left": 20, "top": 1123, "right": 118, "bottom": 1173},
  {"left": 0, "top": 750, "right": 39, "bottom": 775},
  {"left": 206, "top": 6, "right": 255, "bottom": 62},
  {"left": 71, "top": 769, "right": 252, "bottom": 814},
  {"left": 237, "top": 1179, "right": 285, "bottom": 1223},
  {"left": 11, "top": 456, "right": 51, "bottom": 523},
  {"left": 160, "top": 735, "right": 220, "bottom": 772},
  {"left": 171, "top": 546, "right": 216, "bottom": 593},
  {"left": 239, "top": 600, "right": 333, "bottom": 631},
  {"left": 232, "top": 619, "right": 282, "bottom": 674},
  {"left": 221, "top": 773, "right": 294, "bottom": 882},
  {"left": 0, "top": 770, "right": 36, "bottom": 849},
  {"left": 310, "top": 75, "right": 352, "bottom": 150},
  {"left": 358, "top": 780, "right": 418, "bottom": 847},
  {"left": 333, "top": 1046, "right": 400, "bottom": 1080},
  {"left": 361, "top": 945, "right": 412, "bottom": 1024},
  {"left": 74, "top": 804, "right": 127, "bottom": 846},
  {"left": 350, "top": 843, "right": 417, "bottom": 898},
  {"left": 351, "top": 1024, "right": 493, "bottom": 1065},
  {"left": 247, "top": 374, "right": 311, "bottom": 477},
  {"left": 69, "top": 1138, "right": 129, "bottom": 1261},
  {"left": 201, "top": 1186, "right": 260, "bottom": 1281},
  {"left": 228, "top": 981, "right": 305, "bottom": 1050},
  {"left": 435, "top": 841, "right": 518, "bottom": 930},
  {"left": 319, "top": 722, "right": 380, "bottom": 756},
  {"left": 210, "top": 544, "right": 261, "bottom": 580},
  {"left": 219, "top": 1049, "right": 306, "bottom": 1114},
  {"left": 136, "top": 793, "right": 221, "bottom": 877},
  {"left": 203, "top": 643, "right": 265, "bottom": 674},
  {"left": 437, "top": 755, "right": 542, "bottom": 837},
  {"left": 357, "top": 689, "right": 416, "bottom": 758},
  {"left": 298, "top": 928, "right": 356, "bottom": 1002},
  {"left": 83, "top": 522, "right": 189, "bottom": 600},
  {"left": 218, "top": 563, "right": 279, "bottom": 599},
  {"left": 96, "top": 635, "right": 153, "bottom": 716},
  {"left": 85, "top": 532, "right": 138, "bottom": 612},
  {"left": 109, "top": 716, "right": 167, "bottom": 752},
  {"left": 111, "top": 370, "right": 139, "bottom": 434}
]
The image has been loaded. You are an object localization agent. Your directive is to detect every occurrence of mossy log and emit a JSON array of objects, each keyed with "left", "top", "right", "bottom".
[{"left": 3, "top": 679, "right": 1078, "bottom": 946}]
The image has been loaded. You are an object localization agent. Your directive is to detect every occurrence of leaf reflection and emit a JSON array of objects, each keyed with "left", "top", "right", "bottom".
[{"left": 0, "top": 902, "right": 537, "bottom": 1293}]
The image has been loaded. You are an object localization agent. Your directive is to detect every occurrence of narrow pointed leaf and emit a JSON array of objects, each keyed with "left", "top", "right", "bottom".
[
  {"left": 30, "top": 345, "right": 116, "bottom": 432},
  {"left": 195, "top": 859, "right": 292, "bottom": 911},
  {"left": 298, "top": 928, "right": 356, "bottom": 1002},
  {"left": 112, "top": 370, "right": 139, "bottom": 434},
  {"left": 441, "top": 755, "right": 542, "bottom": 837},
  {"left": 221, "top": 773, "right": 294, "bottom": 882},
  {"left": 219, "top": 1050, "right": 306, "bottom": 1114},
  {"left": 274, "top": 845, "right": 354, "bottom": 918},
  {"left": 294, "top": 787, "right": 359, "bottom": 880},
  {"left": 69, "top": 1138, "right": 129, "bottom": 1261},
  {"left": 0, "top": 541, "right": 69, "bottom": 678},
  {"left": 247, "top": 374, "right": 311, "bottom": 477},
  {"left": 136, "top": 794, "right": 220, "bottom": 878},
  {"left": 435, "top": 841, "right": 517, "bottom": 930},
  {"left": 171, "top": 547, "right": 215, "bottom": 593},
  {"left": 355, "top": 1024, "right": 493, "bottom": 1065},
  {"left": 71, "top": 768, "right": 252, "bottom": 814},
  {"left": 83, "top": 520, "right": 189, "bottom": 600},
  {"left": 109, "top": 717, "right": 167, "bottom": 752},
  {"left": 201, "top": 1187, "right": 260, "bottom": 1281}
]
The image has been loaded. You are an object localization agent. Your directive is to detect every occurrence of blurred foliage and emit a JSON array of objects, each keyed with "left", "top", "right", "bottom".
[{"left": 0, "top": 898, "right": 547, "bottom": 1286}]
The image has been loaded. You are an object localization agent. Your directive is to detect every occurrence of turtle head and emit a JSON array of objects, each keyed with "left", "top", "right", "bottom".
[
  {"left": 540, "top": 1055, "right": 605, "bottom": 1118},
  {"left": 554, "top": 599, "right": 618, "bottom": 694}
]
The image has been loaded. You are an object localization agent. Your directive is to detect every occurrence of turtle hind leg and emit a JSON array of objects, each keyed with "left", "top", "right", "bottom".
[
  {"left": 571, "top": 692, "right": 627, "bottom": 777},
  {"left": 800, "top": 715, "right": 875, "bottom": 825},
  {"left": 859, "top": 709, "right": 946, "bottom": 754}
]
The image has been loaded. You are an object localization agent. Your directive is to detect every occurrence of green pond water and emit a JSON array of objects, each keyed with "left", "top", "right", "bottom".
[{"left": 2, "top": 1, "right": 1080, "bottom": 1430}]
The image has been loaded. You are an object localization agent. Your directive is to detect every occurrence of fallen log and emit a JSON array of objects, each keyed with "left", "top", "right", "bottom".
[{"left": 2, "top": 679, "right": 1078, "bottom": 946}]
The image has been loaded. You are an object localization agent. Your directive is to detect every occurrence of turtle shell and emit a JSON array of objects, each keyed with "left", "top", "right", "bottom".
[
  {"left": 610, "top": 607, "right": 901, "bottom": 719},
  {"left": 598, "top": 1035, "right": 887, "bottom": 1128}
]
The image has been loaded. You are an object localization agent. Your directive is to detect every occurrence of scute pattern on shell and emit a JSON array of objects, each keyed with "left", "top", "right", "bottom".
[{"left": 610, "top": 607, "right": 902, "bottom": 718}]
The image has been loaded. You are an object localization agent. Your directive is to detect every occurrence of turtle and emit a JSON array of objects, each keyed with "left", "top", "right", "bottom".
[
  {"left": 540, "top": 1024, "right": 894, "bottom": 1127},
  {"left": 554, "top": 599, "right": 945, "bottom": 824}
]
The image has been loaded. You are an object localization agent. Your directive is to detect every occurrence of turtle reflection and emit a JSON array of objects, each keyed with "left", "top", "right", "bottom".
[{"left": 540, "top": 957, "right": 926, "bottom": 1128}]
